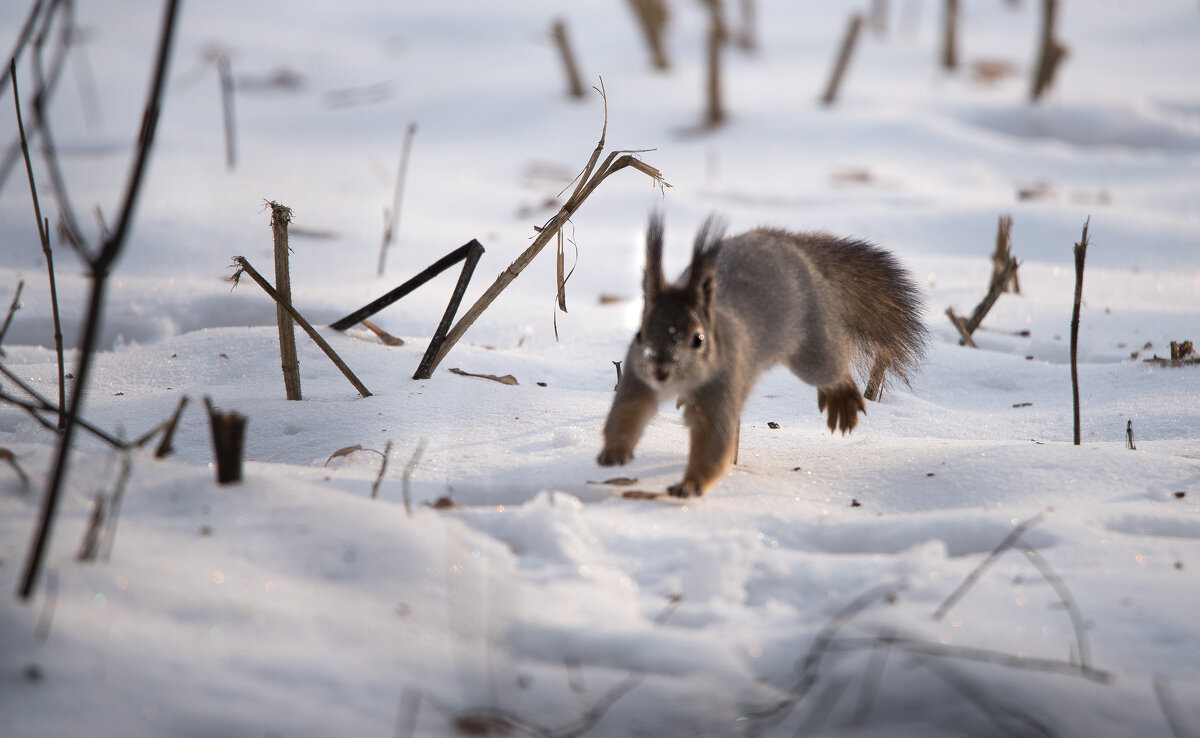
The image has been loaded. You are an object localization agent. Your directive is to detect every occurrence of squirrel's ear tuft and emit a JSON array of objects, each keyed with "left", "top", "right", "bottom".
[
  {"left": 644, "top": 212, "right": 667, "bottom": 298},
  {"left": 687, "top": 215, "right": 724, "bottom": 312}
]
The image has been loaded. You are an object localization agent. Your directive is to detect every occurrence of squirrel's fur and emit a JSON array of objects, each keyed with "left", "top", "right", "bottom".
[{"left": 598, "top": 213, "right": 928, "bottom": 497}]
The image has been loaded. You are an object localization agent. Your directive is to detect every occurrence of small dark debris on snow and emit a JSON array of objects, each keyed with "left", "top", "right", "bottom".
[
  {"left": 1012, "top": 402, "right": 1032, "bottom": 408},
  {"left": 850, "top": 499, "right": 862, "bottom": 507},
  {"left": 767, "top": 421, "right": 780, "bottom": 429},
  {"left": 1174, "top": 491, "right": 1187, "bottom": 500}
]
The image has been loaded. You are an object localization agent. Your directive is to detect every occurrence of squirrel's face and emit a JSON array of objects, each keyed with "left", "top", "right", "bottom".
[{"left": 632, "top": 289, "right": 713, "bottom": 390}]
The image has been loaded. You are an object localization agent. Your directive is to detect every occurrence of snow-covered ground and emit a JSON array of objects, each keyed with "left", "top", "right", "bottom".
[{"left": 2, "top": 1, "right": 1199, "bottom": 735}]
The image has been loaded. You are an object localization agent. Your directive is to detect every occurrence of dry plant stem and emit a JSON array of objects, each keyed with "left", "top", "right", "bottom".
[
  {"left": 626, "top": 0, "right": 670, "bottom": 70},
  {"left": 964, "top": 256, "right": 1018, "bottom": 335},
  {"left": 701, "top": 0, "right": 727, "bottom": 126},
  {"left": 915, "top": 656, "right": 1053, "bottom": 736},
  {"left": 401, "top": 438, "right": 426, "bottom": 516},
  {"left": 828, "top": 635, "right": 1110, "bottom": 683},
  {"left": 1, "top": 448, "right": 31, "bottom": 485},
  {"left": 34, "top": 568, "right": 57, "bottom": 642},
  {"left": 0, "top": 0, "right": 68, "bottom": 194},
  {"left": 941, "top": 0, "right": 958, "bottom": 71},
  {"left": 216, "top": 52, "right": 236, "bottom": 169},
  {"left": 153, "top": 394, "right": 188, "bottom": 458},
  {"left": 421, "top": 82, "right": 669, "bottom": 378},
  {"left": 993, "top": 214, "right": 1019, "bottom": 294},
  {"left": 338, "top": 240, "right": 483, "bottom": 330},
  {"left": 944, "top": 307, "right": 978, "bottom": 348},
  {"left": 736, "top": 0, "right": 757, "bottom": 51},
  {"left": 99, "top": 448, "right": 132, "bottom": 560},
  {"left": 1021, "top": 545, "right": 1092, "bottom": 669},
  {"left": 1031, "top": 0, "right": 1064, "bottom": 101},
  {"left": 377, "top": 122, "right": 417, "bottom": 276},
  {"left": 269, "top": 202, "right": 302, "bottom": 401},
  {"left": 204, "top": 396, "right": 246, "bottom": 485},
  {"left": 11, "top": 61, "right": 66, "bottom": 422},
  {"left": 551, "top": 20, "right": 586, "bottom": 99},
  {"left": 370, "top": 439, "right": 393, "bottom": 500},
  {"left": 1071, "top": 219, "right": 1089, "bottom": 446},
  {"left": 934, "top": 510, "right": 1047, "bottom": 620},
  {"left": 821, "top": 14, "right": 863, "bottom": 106},
  {"left": 1153, "top": 676, "right": 1189, "bottom": 738},
  {"left": 0, "top": 279, "right": 23, "bottom": 356},
  {"left": 1126, "top": 419, "right": 1135, "bottom": 450},
  {"left": 0, "top": 0, "right": 48, "bottom": 100},
  {"left": 18, "top": 0, "right": 181, "bottom": 602},
  {"left": 232, "top": 256, "right": 371, "bottom": 397},
  {"left": 76, "top": 491, "right": 105, "bottom": 561}
]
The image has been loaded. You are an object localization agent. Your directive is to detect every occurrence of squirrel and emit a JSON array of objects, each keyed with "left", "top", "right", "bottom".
[{"left": 597, "top": 213, "right": 928, "bottom": 497}]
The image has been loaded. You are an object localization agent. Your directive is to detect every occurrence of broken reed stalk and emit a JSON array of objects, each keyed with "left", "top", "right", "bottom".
[
  {"left": 204, "top": 396, "right": 246, "bottom": 485},
  {"left": 377, "top": 121, "right": 417, "bottom": 277},
  {"left": 415, "top": 81, "right": 670, "bottom": 379},
  {"left": 964, "top": 256, "right": 1018, "bottom": 335},
  {"left": 99, "top": 449, "right": 133, "bottom": 561},
  {"left": 231, "top": 256, "right": 371, "bottom": 398},
  {"left": 0, "top": 279, "right": 22, "bottom": 356},
  {"left": 76, "top": 491, "right": 106, "bottom": 562},
  {"left": 11, "top": 60, "right": 66, "bottom": 424},
  {"left": 1031, "top": 0, "right": 1065, "bottom": 102},
  {"left": 551, "top": 19, "right": 586, "bottom": 99},
  {"left": 269, "top": 202, "right": 302, "bottom": 401},
  {"left": 941, "top": 0, "right": 958, "bottom": 71},
  {"left": 821, "top": 14, "right": 863, "bottom": 106},
  {"left": 992, "top": 214, "right": 1020, "bottom": 294},
  {"left": 626, "top": 0, "right": 670, "bottom": 70},
  {"left": 702, "top": 0, "right": 728, "bottom": 127},
  {"left": 216, "top": 51, "right": 236, "bottom": 169},
  {"left": 1071, "top": 218, "right": 1089, "bottom": 446},
  {"left": 1126, "top": 419, "right": 1135, "bottom": 450},
  {"left": 17, "top": 0, "right": 181, "bottom": 602}
]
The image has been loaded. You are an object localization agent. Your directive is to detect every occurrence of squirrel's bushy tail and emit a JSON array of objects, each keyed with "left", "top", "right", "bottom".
[{"left": 808, "top": 236, "right": 929, "bottom": 393}]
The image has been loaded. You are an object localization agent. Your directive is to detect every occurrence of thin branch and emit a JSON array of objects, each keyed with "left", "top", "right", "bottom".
[
  {"left": 231, "top": 256, "right": 371, "bottom": 397},
  {"left": 18, "top": 0, "right": 182, "bottom": 602},
  {"left": 377, "top": 122, "right": 417, "bottom": 276},
  {"left": 371, "top": 439, "right": 393, "bottom": 501},
  {"left": 11, "top": 59, "right": 66, "bottom": 421},
  {"left": 0, "top": 279, "right": 23, "bottom": 356},
  {"left": 1070, "top": 218, "right": 1089, "bottom": 445},
  {"left": 1021, "top": 545, "right": 1092, "bottom": 669}
]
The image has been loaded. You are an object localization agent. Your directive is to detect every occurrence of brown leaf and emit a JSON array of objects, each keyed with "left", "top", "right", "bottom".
[
  {"left": 587, "top": 476, "right": 639, "bottom": 486},
  {"left": 324, "top": 444, "right": 363, "bottom": 467},
  {"left": 360, "top": 320, "right": 404, "bottom": 346},
  {"left": 426, "top": 496, "right": 461, "bottom": 510},
  {"left": 597, "top": 293, "right": 628, "bottom": 305},
  {"left": 449, "top": 367, "right": 518, "bottom": 386}
]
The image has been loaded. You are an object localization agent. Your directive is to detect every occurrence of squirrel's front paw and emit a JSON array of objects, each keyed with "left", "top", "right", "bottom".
[
  {"left": 667, "top": 480, "right": 705, "bottom": 498},
  {"left": 597, "top": 447, "right": 632, "bottom": 466}
]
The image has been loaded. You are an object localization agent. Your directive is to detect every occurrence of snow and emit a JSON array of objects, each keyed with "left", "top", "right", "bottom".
[{"left": 2, "top": 1, "right": 1199, "bottom": 736}]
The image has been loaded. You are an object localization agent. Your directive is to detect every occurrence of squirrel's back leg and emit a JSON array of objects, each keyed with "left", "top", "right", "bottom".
[
  {"left": 785, "top": 347, "right": 866, "bottom": 434},
  {"left": 671, "top": 389, "right": 740, "bottom": 497},
  {"left": 599, "top": 377, "right": 660, "bottom": 466}
]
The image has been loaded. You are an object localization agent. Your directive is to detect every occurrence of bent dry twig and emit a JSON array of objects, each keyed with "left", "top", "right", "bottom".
[
  {"left": 418, "top": 80, "right": 669, "bottom": 379},
  {"left": 230, "top": 256, "right": 371, "bottom": 398}
]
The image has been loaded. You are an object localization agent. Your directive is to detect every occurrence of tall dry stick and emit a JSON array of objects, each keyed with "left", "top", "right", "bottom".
[
  {"left": 11, "top": 60, "right": 66, "bottom": 425},
  {"left": 1031, "top": 0, "right": 1065, "bottom": 102},
  {"left": 941, "top": 0, "right": 958, "bottom": 71},
  {"left": 551, "top": 19, "right": 586, "bottom": 99},
  {"left": 270, "top": 202, "right": 301, "bottom": 401},
  {"left": 626, "top": 0, "right": 670, "bottom": 70},
  {"left": 377, "top": 122, "right": 417, "bottom": 276},
  {"left": 701, "top": 0, "right": 728, "bottom": 127},
  {"left": 215, "top": 51, "right": 236, "bottom": 169},
  {"left": 821, "top": 14, "right": 863, "bottom": 106},
  {"left": 414, "top": 81, "right": 669, "bottom": 379},
  {"left": 18, "top": 0, "right": 181, "bottom": 602},
  {"left": 1071, "top": 218, "right": 1089, "bottom": 446}
]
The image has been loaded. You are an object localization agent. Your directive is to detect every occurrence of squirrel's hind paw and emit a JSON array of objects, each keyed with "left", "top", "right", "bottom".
[
  {"left": 667, "top": 480, "right": 706, "bottom": 498},
  {"left": 817, "top": 383, "right": 866, "bottom": 435},
  {"left": 597, "top": 447, "right": 633, "bottom": 466}
]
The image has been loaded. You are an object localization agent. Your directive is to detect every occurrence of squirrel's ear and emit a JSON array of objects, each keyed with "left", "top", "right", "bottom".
[{"left": 644, "top": 212, "right": 667, "bottom": 299}]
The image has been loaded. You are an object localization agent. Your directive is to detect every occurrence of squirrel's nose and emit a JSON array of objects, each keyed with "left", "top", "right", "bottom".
[{"left": 654, "top": 367, "right": 670, "bottom": 383}]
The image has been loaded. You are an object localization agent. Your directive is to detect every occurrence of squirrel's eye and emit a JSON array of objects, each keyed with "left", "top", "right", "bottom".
[
  {"left": 635, "top": 330, "right": 643, "bottom": 344},
  {"left": 692, "top": 332, "right": 704, "bottom": 349}
]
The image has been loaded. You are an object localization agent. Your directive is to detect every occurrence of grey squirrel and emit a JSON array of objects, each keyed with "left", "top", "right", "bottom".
[{"left": 598, "top": 213, "right": 928, "bottom": 497}]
